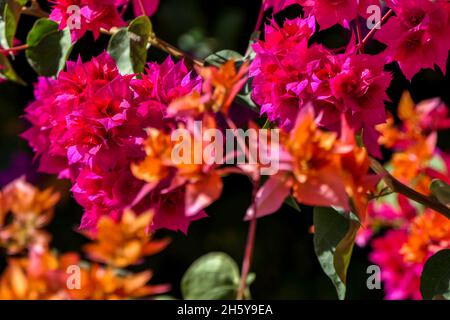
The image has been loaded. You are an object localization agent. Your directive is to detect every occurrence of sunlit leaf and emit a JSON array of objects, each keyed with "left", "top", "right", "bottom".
[
  {"left": 0, "top": 0, "right": 22, "bottom": 49},
  {"left": 430, "top": 179, "right": 450, "bottom": 208},
  {"left": 25, "top": 18, "right": 72, "bottom": 76},
  {"left": 420, "top": 249, "right": 450, "bottom": 300},
  {"left": 107, "top": 16, "right": 152, "bottom": 75},
  {"left": 313, "top": 207, "right": 359, "bottom": 300},
  {"left": 205, "top": 50, "right": 243, "bottom": 67},
  {"left": 181, "top": 252, "right": 243, "bottom": 300}
]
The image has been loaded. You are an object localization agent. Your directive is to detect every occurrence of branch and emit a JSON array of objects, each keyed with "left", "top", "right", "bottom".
[
  {"left": 355, "top": 20, "right": 363, "bottom": 54},
  {"left": 237, "top": 178, "right": 259, "bottom": 300},
  {"left": 253, "top": 0, "right": 266, "bottom": 34},
  {"left": 21, "top": 1, "right": 49, "bottom": 18},
  {"left": 20, "top": 5, "right": 205, "bottom": 68},
  {"left": 148, "top": 35, "right": 204, "bottom": 67},
  {"left": 370, "top": 158, "right": 450, "bottom": 220},
  {"left": 0, "top": 44, "right": 28, "bottom": 54},
  {"left": 357, "top": 9, "right": 393, "bottom": 50}
]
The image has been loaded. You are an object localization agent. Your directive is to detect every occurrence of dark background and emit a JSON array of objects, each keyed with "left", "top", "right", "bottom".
[{"left": 0, "top": 0, "right": 449, "bottom": 299}]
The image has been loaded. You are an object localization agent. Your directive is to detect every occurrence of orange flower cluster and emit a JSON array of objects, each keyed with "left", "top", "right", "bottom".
[
  {"left": 0, "top": 178, "right": 169, "bottom": 300},
  {"left": 167, "top": 60, "right": 249, "bottom": 117},
  {"left": 132, "top": 115, "right": 224, "bottom": 218},
  {"left": 132, "top": 61, "right": 250, "bottom": 219},
  {"left": 0, "top": 177, "right": 59, "bottom": 254},
  {"left": 285, "top": 107, "right": 378, "bottom": 220},
  {"left": 251, "top": 106, "right": 378, "bottom": 221},
  {"left": 401, "top": 210, "right": 450, "bottom": 264},
  {"left": 378, "top": 92, "right": 446, "bottom": 194},
  {"left": 84, "top": 210, "right": 170, "bottom": 268},
  {"left": 0, "top": 248, "right": 78, "bottom": 299}
]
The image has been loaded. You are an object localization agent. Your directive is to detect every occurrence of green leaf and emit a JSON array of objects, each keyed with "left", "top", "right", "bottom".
[
  {"left": 428, "top": 154, "right": 447, "bottom": 173},
  {"left": 235, "top": 77, "right": 258, "bottom": 111},
  {"left": 107, "top": 16, "right": 152, "bottom": 75},
  {"left": 285, "top": 194, "right": 301, "bottom": 212},
  {"left": 0, "top": 0, "right": 22, "bottom": 49},
  {"left": 25, "top": 18, "right": 72, "bottom": 76},
  {"left": 243, "top": 31, "right": 259, "bottom": 61},
  {"left": 430, "top": 179, "right": 450, "bottom": 208},
  {"left": 181, "top": 252, "right": 242, "bottom": 300},
  {"left": 0, "top": 52, "right": 25, "bottom": 84},
  {"left": 205, "top": 50, "right": 243, "bottom": 67},
  {"left": 420, "top": 249, "right": 450, "bottom": 300},
  {"left": 313, "top": 207, "right": 359, "bottom": 300},
  {"left": 153, "top": 295, "right": 177, "bottom": 300}
]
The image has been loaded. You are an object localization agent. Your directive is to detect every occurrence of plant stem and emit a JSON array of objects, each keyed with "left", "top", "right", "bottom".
[
  {"left": 20, "top": 5, "right": 205, "bottom": 68},
  {"left": 253, "top": 0, "right": 266, "bottom": 33},
  {"left": 21, "top": 1, "right": 49, "bottom": 18},
  {"left": 357, "top": 9, "right": 393, "bottom": 50},
  {"left": 223, "top": 117, "right": 259, "bottom": 300},
  {"left": 237, "top": 178, "right": 259, "bottom": 300},
  {"left": 149, "top": 35, "right": 204, "bottom": 68},
  {"left": 370, "top": 158, "right": 450, "bottom": 220},
  {"left": 0, "top": 44, "right": 28, "bottom": 54},
  {"left": 355, "top": 20, "right": 363, "bottom": 54}
]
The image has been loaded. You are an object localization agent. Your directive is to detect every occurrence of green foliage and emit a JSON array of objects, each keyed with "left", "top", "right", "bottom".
[
  {"left": 0, "top": 0, "right": 22, "bottom": 49},
  {"left": 181, "top": 252, "right": 252, "bottom": 300},
  {"left": 285, "top": 195, "right": 301, "bottom": 212},
  {"left": 420, "top": 249, "right": 450, "bottom": 300},
  {"left": 25, "top": 18, "right": 72, "bottom": 77},
  {"left": 0, "top": 52, "right": 24, "bottom": 84},
  {"left": 205, "top": 50, "right": 243, "bottom": 67},
  {"left": 430, "top": 179, "right": 450, "bottom": 208},
  {"left": 313, "top": 207, "right": 359, "bottom": 300},
  {"left": 107, "top": 16, "right": 152, "bottom": 75}
]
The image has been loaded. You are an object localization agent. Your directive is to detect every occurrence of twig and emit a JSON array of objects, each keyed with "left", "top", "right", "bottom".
[
  {"left": 355, "top": 20, "right": 363, "bottom": 54},
  {"left": 149, "top": 35, "right": 204, "bottom": 68},
  {"left": 223, "top": 117, "right": 259, "bottom": 300},
  {"left": 357, "top": 9, "right": 394, "bottom": 50},
  {"left": 253, "top": 0, "right": 266, "bottom": 33},
  {"left": 370, "top": 158, "right": 450, "bottom": 220},
  {"left": 237, "top": 177, "right": 259, "bottom": 300},
  {"left": 21, "top": 0, "right": 49, "bottom": 18},
  {"left": 0, "top": 44, "right": 28, "bottom": 54},
  {"left": 20, "top": 4, "right": 205, "bottom": 68}
]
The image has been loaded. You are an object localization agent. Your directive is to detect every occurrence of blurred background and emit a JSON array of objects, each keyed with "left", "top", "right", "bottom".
[{"left": 0, "top": 0, "right": 449, "bottom": 299}]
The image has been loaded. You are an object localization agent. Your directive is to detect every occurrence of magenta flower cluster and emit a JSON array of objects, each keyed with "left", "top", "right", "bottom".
[{"left": 22, "top": 53, "right": 204, "bottom": 232}]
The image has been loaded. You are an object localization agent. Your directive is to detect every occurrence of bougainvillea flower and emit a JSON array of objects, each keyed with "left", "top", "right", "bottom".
[
  {"left": 249, "top": 16, "right": 317, "bottom": 129},
  {"left": 0, "top": 243, "right": 169, "bottom": 300},
  {"left": 0, "top": 247, "right": 78, "bottom": 300},
  {"left": 378, "top": 92, "right": 450, "bottom": 194},
  {"left": 0, "top": 177, "right": 60, "bottom": 254},
  {"left": 375, "top": 0, "right": 450, "bottom": 80},
  {"left": 263, "top": 0, "right": 302, "bottom": 13},
  {"left": 68, "top": 264, "right": 169, "bottom": 300},
  {"left": 50, "top": 0, "right": 127, "bottom": 41},
  {"left": 22, "top": 53, "right": 203, "bottom": 233},
  {"left": 132, "top": 114, "right": 224, "bottom": 225},
  {"left": 357, "top": 194, "right": 417, "bottom": 246},
  {"left": 401, "top": 210, "right": 450, "bottom": 264},
  {"left": 250, "top": 17, "right": 391, "bottom": 156},
  {"left": 83, "top": 210, "right": 170, "bottom": 268},
  {"left": 369, "top": 229, "right": 422, "bottom": 300},
  {"left": 290, "top": 107, "right": 378, "bottom": 218},
  {"left": 168, "top": 60, "right": 249, "bottom": 117},
  {"left": 131, "top": 0, "right": 160, "bottom": 17},
  {"left": 249, "top": 106, "right": 378, "bottom": 221},
  {"left": 300, "top": 0, "right": 381, "bottom": 30},
  {"left": 329, "top": 50, "right": 391, "bottom": 157}
]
